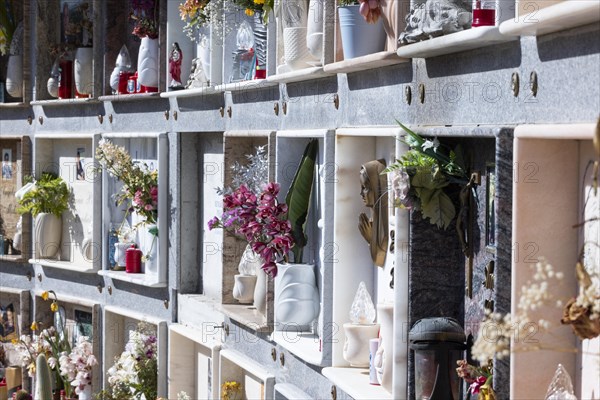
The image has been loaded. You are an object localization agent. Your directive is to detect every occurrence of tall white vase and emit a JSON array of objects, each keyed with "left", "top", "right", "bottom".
[
  {"left": 5, "top": 54, "right": 23, "bottom": 98},
  {"left": 306, "top": 0, "right": 324, "bottom": 60},
  {"left": 137, "top": 37, "right": 159, "bottom": 87},
  {"left": 139, "top": 223, "right": 158, "bottom": 275},
  {"left": 78, "top": 384, "right": 92, "bottom": 400},
  {"left": 275, "top": 263, "right": 320, "bottom": 328},
  {"left": 35, "top": 213, "right": 62, "bottom": 259},
  {"left": 253, "top": 267, "right": 268, "bottom": 316},
  {"left": 343, "top": 323, "right": 380, "bottom": 367},
  {"left": 375, "top": 303, "right": 394, "bottom": 392},
  {"left": 74, "top": 47, "right": 94, "bottom": 96}
]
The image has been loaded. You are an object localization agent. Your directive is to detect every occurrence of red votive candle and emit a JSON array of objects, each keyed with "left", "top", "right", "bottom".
[
  {"left": 472, "top": 0, "right": 496, "bottom": 27},
  {"left": 58, "top": 59, "right": 73, "bottom": 99}
]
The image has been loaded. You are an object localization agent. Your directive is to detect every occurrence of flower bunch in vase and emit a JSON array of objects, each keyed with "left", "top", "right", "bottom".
[
  {"left": 100, "top": 322, "right": 157, "bottom": 400},
  {"left": 385, "top": 122, "right": 469, "bottom": 230},
  {"left": 456, "top": 359, "right": 496, "bottom": 399},
  {"left": 95, "top": 139, "right": 159, "bottom": 264},
  {"left": 130, "top": 0, "right": 158, "bottom": 39},
  {"left": 59, "top": 335, "right": 97, "bottom": 397},
  {"left": 232, "top": 0, "right": 273, "bottom": 20},
  {"left": 179, "top": 0, "right": 226, "bottom": 42}
]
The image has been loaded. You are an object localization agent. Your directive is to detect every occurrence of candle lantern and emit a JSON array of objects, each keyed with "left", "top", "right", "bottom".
[
  {"left": 125, "top": 244, "right": 142, "bottom": 273},
  {"left": 409, "top": 317, "right": 466, "bottom": 400}
]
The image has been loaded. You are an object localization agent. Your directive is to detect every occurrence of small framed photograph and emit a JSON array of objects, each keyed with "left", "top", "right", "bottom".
[{"left": 2, "top": 148, "right": 12, "bottom": 180}]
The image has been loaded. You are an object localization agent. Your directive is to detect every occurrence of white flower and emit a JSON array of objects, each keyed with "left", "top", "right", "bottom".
[{"left": 421, "top": 137, "right": 440, "bottom": 152}]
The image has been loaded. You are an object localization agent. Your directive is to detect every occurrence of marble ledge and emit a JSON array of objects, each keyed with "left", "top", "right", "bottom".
[
  {"left": 98, "top": 92, "right": 162, "bottom": 102},
  {"left": 271, "top": 330, "right": 323, "bottom": 366},
  {"left": 214, "top": 79, "right": 278, "bottom": 93},
  {"left": 218, "top": 303, "right": 271, "bottom": 333},
  {"left": 29, "top": 258, "right": 97, "bottom": 273},
  {"left": 160, "top": 85, "right": 218, "bottom": 98},
  {"left": 30, "top": 97, "right": 99, "bottom": 106},
  {"left": 267, "top": 66, "right": 334, "bottom": 84},
  {"left": 322, "top": 367, "right": 393, "bottom": 400},
  {"left": 97, "top": 269, "right": 167, "bottom": 287},
  {"left": 323, "top": 51, "right": 409, "bottom": 74}
]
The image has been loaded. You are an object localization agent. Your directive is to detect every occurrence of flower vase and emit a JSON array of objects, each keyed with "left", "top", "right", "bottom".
[
  {"left": 74, "top": 47, "right": 93, "bottom": 97},
  {"left": 306, "top": 0, "right": 324, "bottom": 61},
  {"left": 233, "top": 274, "right": 258, "bottom": 304},
  {"left": 275, "top": 263, "right": 320, "bottom": 328},
  {"left": 196, "top": 40, "right": 211, "bottom": 82},
  {"left": 78, "top": 384, "right": 92, "bottom": 400},
  {"left": 140, "top": 224, "right": 158, "bottom": 275},
  {"left": 35, "top": 213, "right": 62, "bottom": 259},
  {"left": 137, "top": 37, "right": 159, "bottom": 91},
  {"left": 338, "top": 5, "right": 386, "bottom": 59},
  {"left": 343, "top": 323, "right": 380, "bottom": 367},
  {"left": 5, "top": 54, "right": 23, "bottom": 98},
  {"left": 114, "top": 242, "right": 131, "bottom": 270},
  {"left": 375, "top": 303, "right": 394, "bottom": 392},
  {"left": 253, "top": 267, "right": 268, "bottom": 316}
]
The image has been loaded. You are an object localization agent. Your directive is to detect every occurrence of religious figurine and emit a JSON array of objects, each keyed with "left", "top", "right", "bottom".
[
  {"left": 169, "top": 42, "right": 183, "bottom": 89},
  {"left": 399, "top": 0, "right": 472, "bottom": 44},
  {"left": 358, "top": 159, "right": 389, "bottom": 267}
]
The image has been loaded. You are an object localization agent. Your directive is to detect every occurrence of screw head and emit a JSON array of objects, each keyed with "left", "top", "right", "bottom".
[
  {"left": 37, "top": 273, "right": 42, "bottom": 282},
  {"left": 271, "top": 348, "right": 277, "bottom": 361},
  {"left": 529, "top": 71, "right": 538, "bottom": 97},
  {"left": 108, "top": 114, "right": 113, "bottom": 123},
  {"left": 333, "top": 94, "right": 340, "bottom": 110},
  {"left": 108, "top": 286, "right": 113, "bottom": 295},
  {"left": 97, "top": 284, "right": 103, "bottom": 293},
  {"left": 27, "top": 116, "right": 33, "bottom": 125},
  {"left": 38, "top": 116, "right": 44, "bottom": 125},
  {"left": 26, "top": 272, "right": 32, "bottom": 281},
  {"left": 98, "top": 114, "right": 104, "bottom": 124},
  {"left": 331, "top": 385, "right": 337, "bottom": 400},
  {"left": 163, "top": 299, "right": 169, "bottom": 309},
  {"left": 283, "top": 101, "right": 287, "bottom": 115},
  {"left": 173, "top": 111, "right": 178, "bottom": 121},
  {"left": 164, "top": 110, "right": 169, "bottom": 120},
  {"left": 219, "top": 107, "right": 225, "bottom": 117},
  {"left": 405, "top": 86, "right": 412, "bottom": 105},
  {"left": 227, "top": 106, "right": 232, "bottom": 118},
  {"left": 418, "top": 83, "right": 425, "bottom": 104},
  {"left": 279, "top": 352, "right": 285, "bottom": 367},
  {"left": 511, "top": 72, "right": 520, "bottom": 97},
  {"left": 274, "top": 102, "right": 279, "bottom": 116}
]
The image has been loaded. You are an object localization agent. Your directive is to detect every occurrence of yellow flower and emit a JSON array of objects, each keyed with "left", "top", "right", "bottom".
[
  {"left": 11, "top": 339, "right": 18, "bottom": 345},
  {"left": 50, "top": 301, "right": 59, "bottom": 312},
  {"left": 254, "top": 0, "right": 265, "bottom": 4},
  {"left": 31, "top": 321, "right": 38, "bottom": 331},
  {"left": 245, "top": 8, "right": 254, "bottom": 16},
  {"left": 41, "top": 291, "right": 50, "bottom": 300}
]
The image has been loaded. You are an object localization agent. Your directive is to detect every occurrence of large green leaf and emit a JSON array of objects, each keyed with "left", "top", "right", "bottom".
[
  {"left": 420, "top": 190, "right": 455, "bottom": 229},
  {"left": 285, "top": 139, "right": 319, "bottom": 262}
]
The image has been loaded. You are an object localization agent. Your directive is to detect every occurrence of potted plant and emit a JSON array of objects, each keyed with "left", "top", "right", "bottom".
[
  {"left": 17, "top": 173, "right": 70, "bottom": 259},
  {"left": 337, "top": 0, "right": 386, "bottom": 59}
]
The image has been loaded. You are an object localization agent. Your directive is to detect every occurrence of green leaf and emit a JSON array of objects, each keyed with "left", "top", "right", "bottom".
[
  {"left": 285, "top": 139, "right": 319, "bottom": 262},
  {"left": 420, "top": 190, "right": 455, "bottom": 229}
]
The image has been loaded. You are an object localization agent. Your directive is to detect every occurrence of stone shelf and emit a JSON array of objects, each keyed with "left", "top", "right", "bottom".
[
  {"left": 98, "top": 92, "right": 161, "bottom": 102},
  {"left": 271, "top": 331, "right": 322, "bottom": 366},
  {"left": 274, "top": 383, "right": 311, "bottom": 400},
  {"left": 97, "top": 269, "right": 167, "bottom": 288},
  {"left": 0, "top": 102, "right": 27, "bottom": 108},
  {"left": 214, "top": 79, "right": 278, "bottom": 93},
  {"left": 322, "top": 367, "right": 392, "bottom": 400},
  {"left": 323, "top": 51, "right": 409, "bottom": 74},
  {"left": 267, "top": 67, "right": 334, "bottom": 84},
  {"left": 160, "top": 86, "right": 218, "bottom": 98},
  {"left": 397, "top": 27, "right": 517, "bottom": 58},
  {"left": 500, "top": 1, "right": 600, "bottom": 37},
  {"left": 219, "top": 304, "right": 270, "bottom": 333},
  {"left": 29, "top": 259, "right": 97, "bottom": 273},
  {"left": 0, "top": 254, "right": 26, "bottom": 263},
  {"left": 30, "top": 98, "right": 98, "bottom": 106}
]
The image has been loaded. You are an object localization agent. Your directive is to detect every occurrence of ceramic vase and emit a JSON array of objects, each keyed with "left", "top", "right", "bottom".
[
  {"left": 253, "top": 267, "right": 268, "bottom": 316},
  {"left": 140, "top": 223, "right": 158, "bottom": 275},
  {"left": 338, "top": 5, "right": 386, "bottom": 59},
  {"left": 196, "top": 40, "right": 211, "bottom": 82},
  {"left": 283, "top": 27, "right": 312, "bottom": 70},
  {"left": 375, "top": 303, "right": 394, "bottom": 392},
  {"left": 233, "top": 274, "right": 258, "bottom": 304},
  {"left": 343, "top": 323, "right": 380, "bottom": 367},
  {"left": 114, "top": 242, "right": 131, "bottom": 269},
  {"left": 137, "top": 37, "right": 159, "bottom": 88},
  {"left": 78, "top": 385, "right": 92, "bottom": 400},
  {"left": 5, "top": 54, "right": 23, "bottom": 98},
  {"left": 35, "top": 213, "right": 62, "bottom": 259},
  {"left": 275, "top": 263, "right": 320, "bottom": 328},
  {"left": 306, "top": 0, "right": 324, "bottom": 60},
  {"left": 74, "top": 47, "right": 93, "bottom": 97}
]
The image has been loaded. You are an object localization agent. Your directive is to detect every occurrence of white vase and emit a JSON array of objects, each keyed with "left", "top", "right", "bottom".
[
  {"left": 343, "top": 323, "right": 380, "bottom": 367},
  {"left": 275, "top": 263, "right": 320, "bottom": 327},
  {"left": 74, "top": 47, "right": 93, "bottom": 95},
  {"left": 306, "top": 0, "right": 324, "bottom": 60},
  {"left": 375, "top": 303, "right": 394, "bottom": 392},
  {"left": 114, "top": 242, "right": 131, "bottom": 269},
  {"left": 5, "top": 54, "right": 23, "bottom": 98},
  {"left": 140, "top": 223, "right": 158, "bottom": 275},
  {"left": 197, "top": 31, "right": 211, "bottom": 80},
  {"left": 283, "top": 27, "right": 312, "bottom": 70},
  {"left": 35, "top": 213, "right": 62, "bottom": 259},
  {"left": 78, "top": 384, "right": 92, "bottom": 400},
  {"left": 137, "top": 37, "right": 159, "bottom": 88},
  {"left": 253, "top": 267, "right": 268, "bottom": 316},
  {"left": 233, "top": 274, "right": 258, "bottom": 304}
]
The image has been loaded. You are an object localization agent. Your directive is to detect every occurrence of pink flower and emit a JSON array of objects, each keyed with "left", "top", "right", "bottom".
[
  {"left": 144, "top": 204, "right": 154, "bottom": 211},
  {"left": 150, "top": 186, "right": 158, "bottom": 202},
  {"left": 470, "top": 376, "right": 488, "bottom": 395},
  {"left": 134, "top": 190, "right": 144, "bottom": 206}
]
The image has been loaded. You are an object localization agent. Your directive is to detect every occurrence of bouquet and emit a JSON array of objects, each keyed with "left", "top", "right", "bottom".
[
  {"left": 0, "top": 0, "right": 18, "bottom": 55},
  {"left": 386, "top": 122, "right": 468, "bottom": 229},
  {"left": 102, "top": 323, "right": 157, "bottom": 400},
  {"left": 232, "top": 0, "right": 274, "bottom": 20},
  {"left": 456, "top": 359, "right": 496, "bottom": 399},
  {"left": 208, "top": 183, "right": 294, "bottom": 277},
  {"left": 95, "top": 139, "right": 158, "bottom": 227},
  {"left": 59, "top": 336, "right": 97, "bottom": 395},
  {"left": 130, "top": 0, "right": 159, "bottom": 39}
]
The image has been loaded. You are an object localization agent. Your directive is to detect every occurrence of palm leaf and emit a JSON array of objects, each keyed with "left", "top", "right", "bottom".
[{"left": 285, "top": 139, "right": 319, "bottom": 263}]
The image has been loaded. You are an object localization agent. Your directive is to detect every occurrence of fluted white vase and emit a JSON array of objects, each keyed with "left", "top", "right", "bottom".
[
  {"left": 253, "top": 267, "right": 268, "bottom": 316},
  {"left": 137, "top": 37, "right": 159, "bottom": 88},
  {"left": 233, "top": 274, "right": 258, "bottom": 304},
  {"left": 35, "top": 213, "right": 62, "bottom": 259},
  {"left": 275, "top": 263, "right": 320, "bottom": 328},
  {"left": 5, "top": 54, "right": 23, "bottom": 98},
  {"left": 343, "top": 323, "right": 380, "bottom": 367},
  {"left": 375, "top": 303, "right": 394, "bottom": 392},
  {"left": 306, "top": 0, "right": 324, "bottom": 60},
  {"left": 140, "top": 223, "right": 158, "bottom": 275},
  {"left": 74, "top": 47, "right": 93, "bottom": 96}
]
